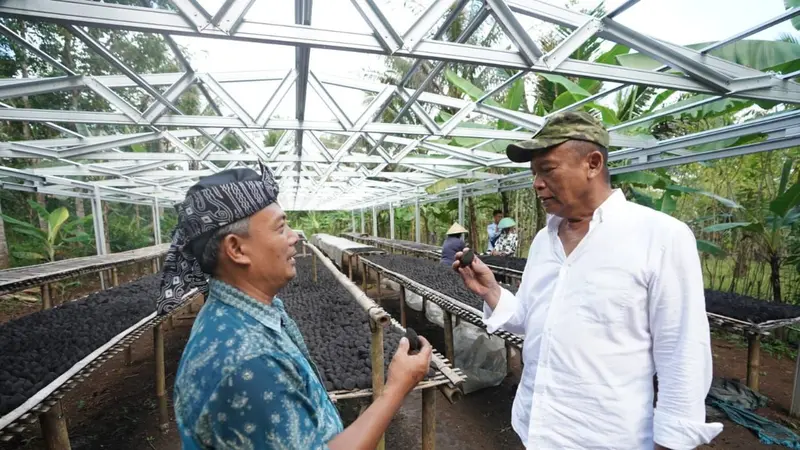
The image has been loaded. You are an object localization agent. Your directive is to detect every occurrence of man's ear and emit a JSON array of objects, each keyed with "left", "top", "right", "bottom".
[
  {"left": 221, "top": 234, "right": 251, "bottom": 266},
  {"left": 586, "top": 150, "right": 605, "bottom": 179}
]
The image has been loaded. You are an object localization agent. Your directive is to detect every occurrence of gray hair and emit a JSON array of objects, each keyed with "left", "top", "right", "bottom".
[{"left": 200, "top": 216, "right": 251, "bottom": 273}]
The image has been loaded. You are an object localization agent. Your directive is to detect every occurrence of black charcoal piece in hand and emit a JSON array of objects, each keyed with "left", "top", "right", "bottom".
[
  {"left": 458, "top": 248, "right": 474, "bottom": 267},
  {"left": 405, "top": 327, "right": 421, "bottom": 354}
]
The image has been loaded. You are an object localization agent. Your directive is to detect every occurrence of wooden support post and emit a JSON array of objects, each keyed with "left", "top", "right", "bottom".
[
  {"left": 506, "top": 343, "right": 513, "bottom": 375},
  {"left": 124, "top": 345, "right": 133, "bottom": 366},
  {"left": 747, "top": 333, "right": 761, "bottom": 392},
  {"left": 348, "top": 254, "right": 353, "bottom": 281},
  {"left": 370, "top": 319, "right": 386, "bottom": 450},
  {"left": 362, "top": 262, "right": 367, "bottom": 291},
  {"left": 302, "top": 243, "right": 307, "bottom": 257},
  {"left": 376, "top": 271, "right": 382, "bottom": 305},
  {"left": 154, "top": 323, "right": 169, "bottom": 432},
  {"left": 791, "top": 341, "right": 800, "bottom": 417},
  {"left": 422, "top": 387, "right": 436, "bottom": 450},
  {"left": 443, "top": 311, "right": 455, "bottom": 365},
  {"left": 312, "top": 253, "right": 318, "bottom": 283},
  {"left": 399, "top": 286, "right": 407, "bottom": 328},
  {"left": 167, "top": 315, "right": 174, "bottom": 330},
  {"left": 41, "top": 283, "right": 52, "bottom": 310},
  {"left": 151, "top": 258, "right": 158, "bottom": 274},
  {"left": 39, "top": 400, "right": 71, "bottom": 450},
  {"left": 111, "top": 267, "right": 119, "bottom": 287}
]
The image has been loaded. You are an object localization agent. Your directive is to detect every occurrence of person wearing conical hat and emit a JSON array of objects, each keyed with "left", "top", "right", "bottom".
[
  {"left": 440, "top": 223, "right": 467, "bottom": 266},
  {"left": 491, "top": 217, "right": 518, "bottom": 257}
]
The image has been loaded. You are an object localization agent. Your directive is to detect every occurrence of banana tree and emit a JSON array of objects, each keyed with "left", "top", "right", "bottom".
[
  {"left": 611, "top": 170, "right": 742, "bottom": 257},
  {"left": 1, "top": 200, "right": 93, "bottom": 262},
  {"left": 703, "top": 160, "right": 800, "bottom": 302}
]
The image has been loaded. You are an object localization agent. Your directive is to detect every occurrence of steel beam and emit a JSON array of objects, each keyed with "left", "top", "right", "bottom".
[
  {"left": 372, "top": 205, "right": 378, "bottom": 237},
  {"left": 389, "top": 203, "right": 394, "bottom": 240},
  {"left": 6, "top": 0, "right": 800, "bottom": 103},
  {"left": 415, "top": 197, "right": 421, "bottom": 243}
]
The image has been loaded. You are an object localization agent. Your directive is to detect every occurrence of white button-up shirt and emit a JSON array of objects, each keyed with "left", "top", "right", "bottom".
[{"left": 483, "top": 190, "right": 723, "bottom": 450}]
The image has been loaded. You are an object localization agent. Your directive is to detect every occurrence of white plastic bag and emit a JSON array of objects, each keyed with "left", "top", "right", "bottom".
[
  {"left": 425, "top": 301, "right": 444, "bottom": 328},
  {"left": 453, "top": 322, "right": 507, "bottom": 394},
  {"left": 405, "top": 290, "right": 423, "bottom": 312}
]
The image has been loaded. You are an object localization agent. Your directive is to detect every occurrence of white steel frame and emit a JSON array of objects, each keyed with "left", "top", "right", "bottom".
[{"left": 0, "top": 0, "right": 799, "bottom": 211}]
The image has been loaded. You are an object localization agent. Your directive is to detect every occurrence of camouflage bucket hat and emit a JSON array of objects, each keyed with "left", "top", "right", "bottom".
[{"left": 506, "top": 111, "right": 609, "bottom": 163}]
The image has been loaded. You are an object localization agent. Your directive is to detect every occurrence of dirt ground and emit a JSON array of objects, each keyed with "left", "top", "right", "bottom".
[{"left": 2, "top": 283, "right": 800, "bottom": 449}]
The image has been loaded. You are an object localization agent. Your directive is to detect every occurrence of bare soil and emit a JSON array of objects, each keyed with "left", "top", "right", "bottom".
[{"left": 0, "top": 284, "right": 798, "bottom": 449}]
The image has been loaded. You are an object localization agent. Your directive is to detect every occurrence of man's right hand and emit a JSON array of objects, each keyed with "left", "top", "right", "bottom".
[
  {"left": 386, "top": 335, "right": 433, "bottom": 396},
  {"left": 452, "top": 248, "right": 501, "bottom": 305}
]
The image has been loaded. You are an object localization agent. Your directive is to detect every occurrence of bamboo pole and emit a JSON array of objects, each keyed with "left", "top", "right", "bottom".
[
  {"left": 39, "top": 401, "right": 71, "bottom": 450},
  {"left": 151, "top": 258, "right": 158, "bottom": 274},
  {"left": 791, "top": 342, "right": 800, "bottom": 417},
  {"left": 400, "top": 285, "right": 407, "bottom": 328},
  {"left": 348, "top": 253, "right": 353, "bottom": 281},
  {"left": 370, "top": 319, "right": 386, "bottom": 450},
  {"left": 41, "top": 283, "right": 51, "bottom": 310},
  {"left": 111, "top": 267, "right": 119, "bottom": 287},
  {"left": 154, "top": 323, "right": 169, "bottom": 432},
  {"left": 376, "top": 271, "right": 382, "bottom": 305},
  {"left": 443, "top": 311, "right": 455, "bottom": 365},
  {"left": 422, "top": 388, "right": 436, "bottom": 450},
  {"left": 747, "top": 334, "right": 761, "bottom": 391},
  {"left": 124, "top": 345, "right": 133, "bottom": 366},
  {"left": 305, "top": 243, "right": 390, "bottom": 325},
  {"left": 362, "top": 261, "right": 367, "bottom": 291},
  {"left": 506, "top": 343, "right": 513, "bottom": 375}
]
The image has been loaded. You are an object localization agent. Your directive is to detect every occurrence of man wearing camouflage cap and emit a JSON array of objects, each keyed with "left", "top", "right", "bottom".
[{"left": 453, "top": 112, "right": 722, "bottom": 449}]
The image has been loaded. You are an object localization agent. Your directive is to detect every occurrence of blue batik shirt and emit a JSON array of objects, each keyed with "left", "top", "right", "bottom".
[{"left": 174, "top": 279, "right": 344, "bottom": 449}]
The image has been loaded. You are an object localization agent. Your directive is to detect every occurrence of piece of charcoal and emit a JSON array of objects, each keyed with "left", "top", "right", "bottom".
[
  {"left": 458, "top": 249, "right": 474, "bottom": 267},
  {"left": 405, "top": 327, "right": 421, "bottom": 354}
]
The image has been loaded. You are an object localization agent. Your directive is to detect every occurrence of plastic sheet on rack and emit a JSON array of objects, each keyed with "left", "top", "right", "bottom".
[{"left": 454, "top": 322, "right": 507, "bottom": 394}]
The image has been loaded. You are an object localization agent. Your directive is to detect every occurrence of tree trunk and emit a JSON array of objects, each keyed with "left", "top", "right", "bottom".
[
  {"left": 770, "top": 254, "right": 782, "bottom": 303},
  {"left": 501, "top": 192, "right": 510, "bottom": 216},
  {"left": 0, "top": 200, "right": 10, "bottom": 269},
  {"left": 467, "top": 197, "right": 478, "bottom": 251},
  {"left": 36, "top": 194, "right": 48, "bottom": 232},
  {"left": 535, "top": 196, "right": 547, "bottom": 233},
  {"left": 74, "top": 198, "right": 85, "bottom": 233}
]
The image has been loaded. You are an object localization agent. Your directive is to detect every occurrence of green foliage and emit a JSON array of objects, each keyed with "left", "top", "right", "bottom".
[{"left": 1, "top": 201, "right": 92, "bottom": 262}]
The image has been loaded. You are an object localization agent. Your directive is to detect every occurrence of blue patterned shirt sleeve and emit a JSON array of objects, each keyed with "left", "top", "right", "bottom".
[{"left": 206, "top": 355, "right": 338, "bottom": 450}]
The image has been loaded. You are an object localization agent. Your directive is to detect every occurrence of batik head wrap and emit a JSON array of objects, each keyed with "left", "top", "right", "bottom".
[{"left": 156, "top": 162, "right": 280, "bottom": 315}]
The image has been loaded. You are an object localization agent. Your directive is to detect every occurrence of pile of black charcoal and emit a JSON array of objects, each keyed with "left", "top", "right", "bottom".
[{"left": 0, "top": 275, "right": 160, "bottom": 416}]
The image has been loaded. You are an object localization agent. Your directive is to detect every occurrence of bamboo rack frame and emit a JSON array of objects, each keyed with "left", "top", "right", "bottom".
[
  {"left": 306, "top": 241, "right": 466, "bottom": 449},
  {"left": 0, "top": 290, "right": 200, "bottom": 444},
  {"left": 0, "top": 244, "right": 169, "bottom": 297},
  {"left": 359, "top": 256, "right": 524, "bottom": 350}
]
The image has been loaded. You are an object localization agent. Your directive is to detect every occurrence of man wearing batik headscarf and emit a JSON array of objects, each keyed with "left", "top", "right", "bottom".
[{"left": 162, "top": 164, "right": 432, "bottom": 450}]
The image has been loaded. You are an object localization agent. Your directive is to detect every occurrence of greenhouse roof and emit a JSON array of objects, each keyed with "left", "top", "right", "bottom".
[{"left": 1, "top": 0, "right": 800, "bottom": 210}]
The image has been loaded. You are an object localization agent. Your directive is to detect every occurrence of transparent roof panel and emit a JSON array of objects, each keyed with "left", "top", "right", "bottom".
[
  {"left": 3, "top": 0, "right": 800, "bottom": 209},
  {"left": 614, "top": 0, "right": 793, "bottom": 46}
]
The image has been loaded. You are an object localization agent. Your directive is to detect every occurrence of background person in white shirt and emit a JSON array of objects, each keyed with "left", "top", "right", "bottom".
[{"left": 453, "top": 111, "right": 723, "bottom": 450}]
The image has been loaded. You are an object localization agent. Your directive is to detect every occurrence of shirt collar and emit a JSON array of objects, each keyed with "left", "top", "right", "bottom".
[
  {"left": 546, "top": 188, "right": 626, "bottom": 232},
  {"left": 208, "top": 278, "right": 284, "bottom": 332}
]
